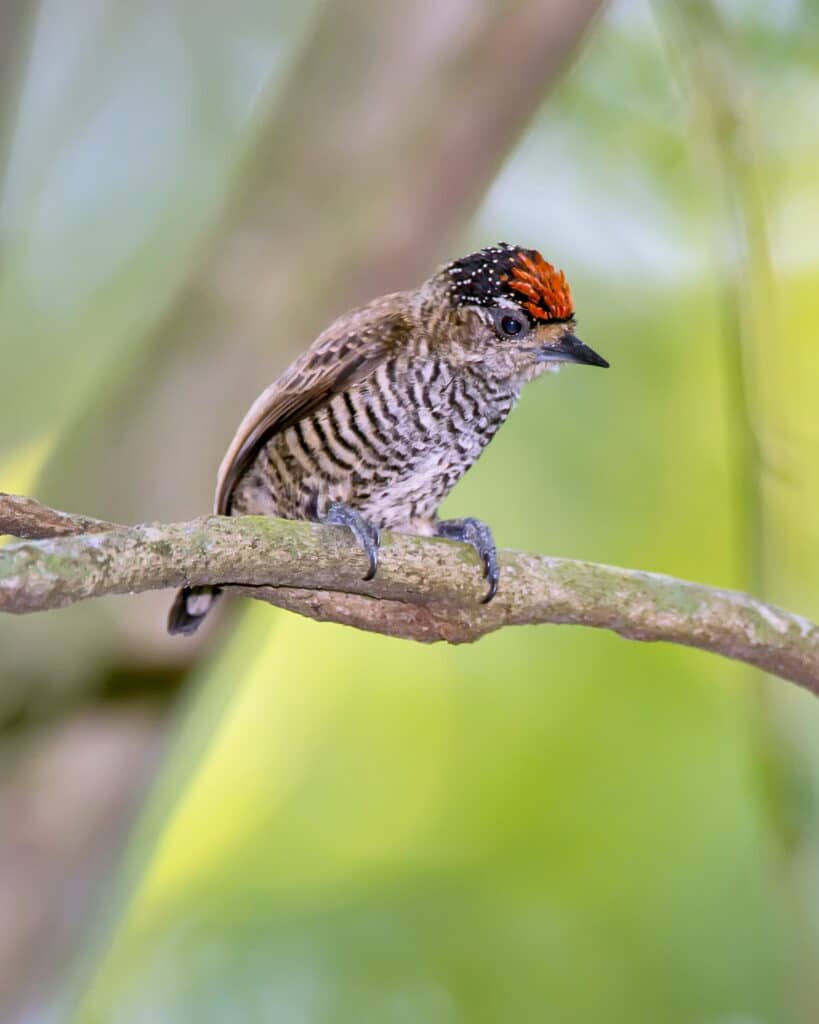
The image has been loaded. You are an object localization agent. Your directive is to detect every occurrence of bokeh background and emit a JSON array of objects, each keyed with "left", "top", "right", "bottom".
[{"left": 2, "top": 1, "right": 819, "bottom": 1021}]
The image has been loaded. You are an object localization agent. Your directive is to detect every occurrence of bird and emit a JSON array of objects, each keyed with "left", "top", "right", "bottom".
[{"left": 168, "top": 242, "right": 609, "bottom": 635}]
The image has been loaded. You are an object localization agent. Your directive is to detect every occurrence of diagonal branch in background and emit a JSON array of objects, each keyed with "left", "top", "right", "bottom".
[
  {"left": 2, "top": 494, "right": 818, "bottom": 693},
  {"left": 44, "top": 0, "right": 606, "bottom": 525}
]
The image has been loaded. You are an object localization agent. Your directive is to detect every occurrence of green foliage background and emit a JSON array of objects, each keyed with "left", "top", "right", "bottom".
[{"left": 2, "top": 1, "right": 819, "bottom": 1021}]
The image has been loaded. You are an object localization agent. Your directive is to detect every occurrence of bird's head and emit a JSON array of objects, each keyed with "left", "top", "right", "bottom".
[{"left": 422, "top": 242, "right": 608, "bottom": 384}]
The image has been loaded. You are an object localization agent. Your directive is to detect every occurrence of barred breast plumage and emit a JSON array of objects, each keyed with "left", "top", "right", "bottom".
[{"left": 229, "top": 350, "right": 518, "bottom": 534}]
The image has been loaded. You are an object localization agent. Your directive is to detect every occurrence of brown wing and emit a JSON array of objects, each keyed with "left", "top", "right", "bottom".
[{"left": 215, "top": 295, "right": 411, "bottom": 515}]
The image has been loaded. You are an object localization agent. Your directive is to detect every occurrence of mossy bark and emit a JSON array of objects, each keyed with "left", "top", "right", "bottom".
[{"left": 2, "top": 494, "right": 818, "bottom": 693}]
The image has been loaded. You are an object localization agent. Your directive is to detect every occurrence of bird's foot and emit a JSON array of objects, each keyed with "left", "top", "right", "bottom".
[
  {"left": 322, "top": 502, "right": 381, "bottom": 580},
  {"left": 435, "top": 517, "right": 499, "bottom": 603}
]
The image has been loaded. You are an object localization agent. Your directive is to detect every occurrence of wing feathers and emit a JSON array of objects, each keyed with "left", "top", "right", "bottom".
[{"left": 215, "top": 296, "right": 411, "bottom": 515}]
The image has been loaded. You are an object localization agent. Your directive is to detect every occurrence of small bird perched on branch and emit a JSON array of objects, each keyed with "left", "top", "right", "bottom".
[{"left": 168, "top": 242, "right": 608, "bottom": 635}]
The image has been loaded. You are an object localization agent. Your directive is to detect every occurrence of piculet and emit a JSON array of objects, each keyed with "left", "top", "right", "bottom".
[{"left": 168, "top": 242, "right": 609, "bottom": 635}]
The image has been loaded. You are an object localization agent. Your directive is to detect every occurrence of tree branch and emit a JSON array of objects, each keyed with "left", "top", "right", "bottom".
[
  {"left": 2, "top": 494, "right": 818, "bottom": 694},
  {"left": 0, "top": 493, "right": 116, "bottom": 539}
]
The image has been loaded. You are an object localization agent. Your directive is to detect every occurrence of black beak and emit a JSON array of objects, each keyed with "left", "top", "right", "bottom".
[{"left": 541, "top": 332, "right": 609, "bottom": 369}]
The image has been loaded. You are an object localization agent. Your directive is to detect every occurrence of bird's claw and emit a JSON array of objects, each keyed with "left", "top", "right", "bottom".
[
  {"left": 322, "top": 502, "right": 381, "bottom": 580},
  {"left": 435, "top": 517, "right": 499, "bottom": 603}
]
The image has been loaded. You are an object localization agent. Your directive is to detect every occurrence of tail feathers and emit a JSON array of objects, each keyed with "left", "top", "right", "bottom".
[{"left": 168, "top": 585, "right": 221, "bottom": 636}]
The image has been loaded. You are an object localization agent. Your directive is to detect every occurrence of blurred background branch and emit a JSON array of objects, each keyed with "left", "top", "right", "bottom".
[{"left": 41, "top": 0, "right": 606, "bottom": 530}]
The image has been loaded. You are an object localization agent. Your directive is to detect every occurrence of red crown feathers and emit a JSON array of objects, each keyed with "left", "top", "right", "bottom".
[{"left": 503, "top": 251, "right": 573, "bottom": 322}]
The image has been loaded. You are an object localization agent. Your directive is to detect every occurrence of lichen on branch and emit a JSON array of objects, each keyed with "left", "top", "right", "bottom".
[{"left": 1, "top": 493, "right": 818, "bottom": 694}]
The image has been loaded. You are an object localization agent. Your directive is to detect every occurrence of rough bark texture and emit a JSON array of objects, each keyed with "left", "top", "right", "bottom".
[
  {"left": 3, "top": 494, "right": 818, "bottom": 693},
  {"left": 0, "top": 493, "right": 115, "bottom": 539}
]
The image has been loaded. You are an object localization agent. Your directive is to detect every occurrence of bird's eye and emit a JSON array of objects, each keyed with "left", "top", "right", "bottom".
[{"left": 494, "top": 310, "right": 529, "bottom": 339}]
